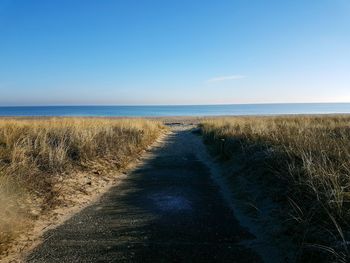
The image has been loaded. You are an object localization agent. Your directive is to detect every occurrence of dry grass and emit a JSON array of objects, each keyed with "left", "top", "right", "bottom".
[
  {"left": 0, "top": 118, "right": 164, "bottom": 257},
  {"left": 200, "top": 115, "right": 350, "bottom": 262}
]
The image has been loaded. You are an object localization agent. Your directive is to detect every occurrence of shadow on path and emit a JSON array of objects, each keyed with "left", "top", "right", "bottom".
[{"left": 27, "top": 127, "right": 262, "bottom": 263}]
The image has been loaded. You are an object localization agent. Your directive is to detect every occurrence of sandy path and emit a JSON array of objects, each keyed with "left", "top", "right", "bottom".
[{"left": 25, "top": 125, "right": 261, "bottom": 262}]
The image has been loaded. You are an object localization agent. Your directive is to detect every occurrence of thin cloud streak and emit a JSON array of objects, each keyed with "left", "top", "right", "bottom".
[{"left": 207, "top": 75, "right": 246, "bottom": 82}]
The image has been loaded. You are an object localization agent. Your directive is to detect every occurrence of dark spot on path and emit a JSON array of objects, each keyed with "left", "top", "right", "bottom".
[{"left": 150, "top": 192, "right": 192, "bottom": 212}]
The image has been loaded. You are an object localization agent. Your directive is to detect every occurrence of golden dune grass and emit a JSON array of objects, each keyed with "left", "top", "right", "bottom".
[
  {"left": 0, "top": 118, "right": 164, "bottom": 256},
  {"left": 200, "top": 116, "right": 350, "bottom": 262}
]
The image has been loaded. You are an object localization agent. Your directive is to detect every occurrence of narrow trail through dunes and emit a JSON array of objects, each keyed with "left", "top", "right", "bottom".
[{"left": 25, "top": 125, "right": 262, "bottom": 263}]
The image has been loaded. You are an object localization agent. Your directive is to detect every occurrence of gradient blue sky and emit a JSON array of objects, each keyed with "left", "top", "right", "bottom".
[{"left": 0, "top": 0, "right": 349, "bottom": 106}]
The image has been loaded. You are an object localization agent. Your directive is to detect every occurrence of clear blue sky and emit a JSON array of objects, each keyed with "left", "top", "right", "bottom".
[{"left": 0, "top": 0, "right": 349, "bottom": 106}]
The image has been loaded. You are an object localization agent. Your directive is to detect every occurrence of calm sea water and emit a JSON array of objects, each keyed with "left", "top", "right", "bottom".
[{"left": 0, "top": 103, "right": 350, "bottom": 117}]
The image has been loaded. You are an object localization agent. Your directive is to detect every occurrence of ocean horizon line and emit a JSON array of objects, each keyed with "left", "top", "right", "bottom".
[{"left": 1, "top": 102, "right": 350, "bottom": 108}]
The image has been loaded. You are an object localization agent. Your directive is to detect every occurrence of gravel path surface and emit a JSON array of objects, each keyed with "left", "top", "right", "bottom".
[{"left": 26, "top": 125, "right": 262, "bottom": 263}]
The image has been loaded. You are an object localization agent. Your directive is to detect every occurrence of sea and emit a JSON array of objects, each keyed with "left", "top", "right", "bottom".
[{"left": 0, "top": 103, "right": 350, "bottom": 117}]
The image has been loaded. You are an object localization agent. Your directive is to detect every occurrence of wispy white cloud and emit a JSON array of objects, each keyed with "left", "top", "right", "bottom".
[{"left": 207, "top": 75, "right": 246, "bottom": 82}]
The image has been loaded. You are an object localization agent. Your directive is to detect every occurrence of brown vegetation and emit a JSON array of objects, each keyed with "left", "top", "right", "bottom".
[
  {"left": 0, "top": 118, "right": 164, "bottom": 257},
  {"left": 200, "top": 116, "right": 350, "bottom": 262}
]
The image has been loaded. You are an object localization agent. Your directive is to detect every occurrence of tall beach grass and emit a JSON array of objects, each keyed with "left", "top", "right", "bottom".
[
  {"left": 200, "top": 116, "right": 350, "bottom": 262},
  {"left": 0, "top": 118, "right": 164, "bottom": 256}
]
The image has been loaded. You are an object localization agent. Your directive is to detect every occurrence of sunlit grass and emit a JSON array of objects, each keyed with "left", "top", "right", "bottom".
[{"left": 0, "top": 118, "right": 164, "bottom": 256}]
